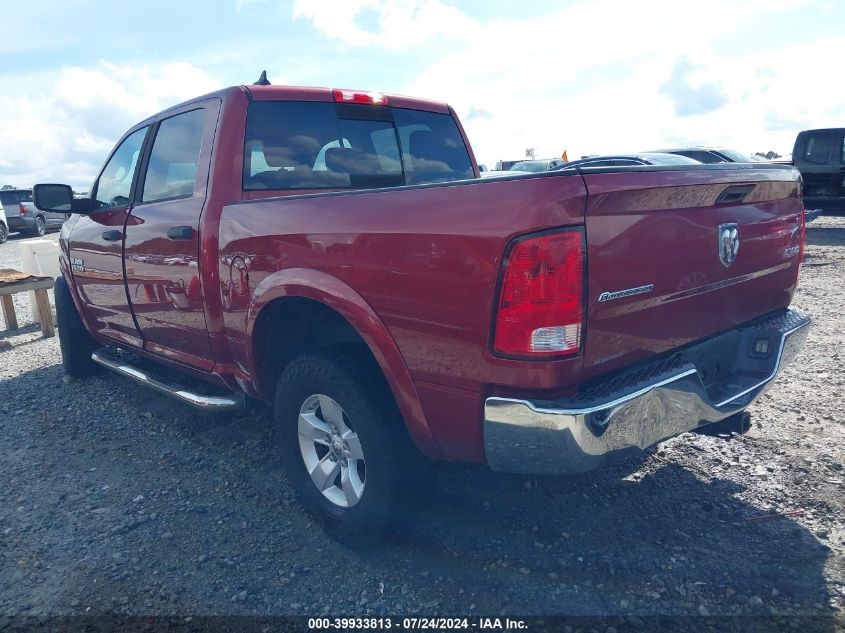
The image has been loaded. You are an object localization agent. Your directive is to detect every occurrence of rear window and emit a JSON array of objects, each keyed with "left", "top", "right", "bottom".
[
  {"left": 577, "top": 159, "right": 615, "bottom": 168},
  {"left": 509, "top": 161, "right": 548, "bottom": 173},
  {"left": 716, "top": 149, "right": 755, "bottom": 163},
  {"left": 642, "top": 153, "right": 702, "bottom": 165},
  {"left": 0, "top": 190, "right": 32, "bottom": 205},
  {"left": 676, "top": 150, "right": 723, "bottom": 164},
  {"left": 243, "top": 102, "right": 473, "bottom": 190},
  {"left": 803, "top": 133, "right": 831, "bottom": 164}
]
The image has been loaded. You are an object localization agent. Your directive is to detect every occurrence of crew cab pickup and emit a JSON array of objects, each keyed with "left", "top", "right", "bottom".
[
  {"left": 34, "top": 83, "right": 810, "bottom": 543},
  {"left": 791, "top": 128, "right": 845, "bottom": 213}
]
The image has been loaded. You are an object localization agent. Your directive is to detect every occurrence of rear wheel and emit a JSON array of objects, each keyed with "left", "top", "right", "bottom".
[
  {"left": 33, "top": 215, "right": 46, "bottom": 237},
  {"left": 55, "top": 275, "right": 100, "bottom": 377},
  {"left": 273, "top": 348, "right": 424, "bottom": 546},
  {"left": 0, "top": 222, "right": 7, "bottom": 244}
]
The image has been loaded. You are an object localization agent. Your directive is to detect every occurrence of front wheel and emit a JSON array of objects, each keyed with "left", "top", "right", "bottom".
[
  {"left": 55, "top": 275, "right": 100, "bottom": 377},
  {"left": 273, "top": 348, "right": 424, "bottom": 546},
  {"left": 0, "top": 222, "right": 7, "bottom": 244}
]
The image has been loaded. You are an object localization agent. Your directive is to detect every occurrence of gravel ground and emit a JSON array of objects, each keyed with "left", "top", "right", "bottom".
[{"left": 0, "top": 220, "right": 843, "bottom": 629}]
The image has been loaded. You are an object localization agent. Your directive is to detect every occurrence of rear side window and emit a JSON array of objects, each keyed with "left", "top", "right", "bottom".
[
  {"left": 802, "top": 133, "right": 831, "bottom": 164},
  {"left": 243, "top": 101, "right": 472, "bottom": 190},
  {"left": 142, "top": 109, "right": 206, "bottom": 202}
]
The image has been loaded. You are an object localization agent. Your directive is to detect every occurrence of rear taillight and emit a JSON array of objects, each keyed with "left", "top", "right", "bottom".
[
  {"left": 19, "top": 203, "right": 26, "bottom": 217},
  {"left": 493, "top": 229, "right": 584, "bottom": 358}
]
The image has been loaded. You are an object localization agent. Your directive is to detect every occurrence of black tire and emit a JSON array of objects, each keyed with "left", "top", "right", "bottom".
[
  {"left": 0, "top": 222, "right": 7, "bottom": 244},
  {"left": 55, "top": 275, "right": 100, "bottom": 377},
  {"left": 273, "top": 347, "right": 426, "bottom": 546},
  {"left": 34, "top": 215, "right": 47, "bottom": 237}
]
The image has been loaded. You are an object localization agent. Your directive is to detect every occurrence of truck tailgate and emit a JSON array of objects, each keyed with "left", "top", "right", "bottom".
[{"left": 582, "top": 166, "right": 803, "bottom": 376}]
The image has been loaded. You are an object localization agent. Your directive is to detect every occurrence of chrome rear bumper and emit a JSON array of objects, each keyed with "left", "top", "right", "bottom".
[{"left": 484, "top": 309, "right": 810, "bottom": 474}]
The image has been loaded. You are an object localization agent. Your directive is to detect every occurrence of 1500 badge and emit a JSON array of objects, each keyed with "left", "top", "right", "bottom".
[{"left": 70, "top": 257, "right": 84, "bottom": 273}]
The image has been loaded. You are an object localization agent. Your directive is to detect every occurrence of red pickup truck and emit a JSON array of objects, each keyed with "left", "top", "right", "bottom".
[{"left": 34, "top": 82, "right": 810, "bottom": 544}]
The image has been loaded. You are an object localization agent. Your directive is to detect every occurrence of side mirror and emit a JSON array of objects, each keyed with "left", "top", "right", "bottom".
[
  {"left": 33, "top": 184, "right": 73, "bottom": 212},
  {"left": 33, "top": 183, "right": 92, "bottom": 215}
]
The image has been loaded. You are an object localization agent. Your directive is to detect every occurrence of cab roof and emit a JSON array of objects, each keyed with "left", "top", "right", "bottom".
[
  {"left": 243, "top": 84, "right": 451, "bottom": 114},
  {"left": 134, "top": 84, "right": 452, "bottom": 131}
]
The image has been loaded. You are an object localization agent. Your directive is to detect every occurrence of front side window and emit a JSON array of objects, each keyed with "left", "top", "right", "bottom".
[
  {"left": 94, "top": 127, "right": 148, "bottom": 210},
  {"left": 803, "top": 133, "right": 831, "bottom": 164},
  {"left": 142, "top": 109, "right": 206, "bottom": 203},
  {"left": 243, "top": 101, "right": 472, "bottom": 190}
]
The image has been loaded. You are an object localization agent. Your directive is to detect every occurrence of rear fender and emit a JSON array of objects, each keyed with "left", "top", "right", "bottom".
[{"left": 246, "top": 268, "right": 443, "bottom": 459}]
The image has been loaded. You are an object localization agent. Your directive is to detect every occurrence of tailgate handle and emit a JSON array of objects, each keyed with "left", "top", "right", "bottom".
[{"left": 716, "top": 184, "right": 756, "bottom": 204}]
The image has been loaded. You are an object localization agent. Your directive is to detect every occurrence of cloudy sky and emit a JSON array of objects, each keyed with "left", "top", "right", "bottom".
[{"left": 1, "top": 0, "right": 843, "bottom": 189}]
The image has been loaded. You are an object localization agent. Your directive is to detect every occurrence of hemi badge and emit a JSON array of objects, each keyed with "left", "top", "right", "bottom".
[{"left": 598, "top": 284, "right": 654, "bottom": 302}]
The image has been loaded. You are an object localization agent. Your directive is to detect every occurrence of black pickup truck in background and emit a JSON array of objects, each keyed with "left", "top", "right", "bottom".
[{"left": 792, "top": 128, "right": 845, "bottom": 214}]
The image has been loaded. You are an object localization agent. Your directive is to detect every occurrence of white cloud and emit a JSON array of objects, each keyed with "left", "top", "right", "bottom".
[
  {"left": 2, "top": 0, "right": 839, "bottom": 189},
  {"left": 392, "top": 0, "right": 838, "bottom": 165},
  {"left": 287, "top": 0, "right": 822, "bottom": 163},
  {"left": 235, "top": 0, "right": 268, "bottom": 13},
  {"left": 292, "top": 0, "right": 479, "bottom": 49},
  {"left": 0, "top": 62, "right": 220, "bottom": 190},
  {"left": 659, "top": 58, "right": 728, "bottom": 117}
]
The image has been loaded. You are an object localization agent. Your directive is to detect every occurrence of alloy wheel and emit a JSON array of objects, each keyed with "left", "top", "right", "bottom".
[{"left": 297, "top": 394, "right": 366, "bottom": 508}]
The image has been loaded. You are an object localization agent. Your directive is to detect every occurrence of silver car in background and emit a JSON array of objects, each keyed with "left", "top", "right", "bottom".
[
  {"left": 0, "top": 188, "right": 68, "bottom": 237},
  {"left": 551, "top": 152, "right": 702, "bottom": 169}
]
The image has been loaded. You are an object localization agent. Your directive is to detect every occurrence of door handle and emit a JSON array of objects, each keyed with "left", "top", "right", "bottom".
[
  {"left": 166, "top": 226, "right": 195, "bottom": 240},
  {"left": 101, "top": 229, "right": 123, "bottom": 242}
]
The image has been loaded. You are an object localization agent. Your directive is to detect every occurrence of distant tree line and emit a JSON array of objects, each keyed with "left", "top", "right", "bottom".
[
  {"left": 1, "top": 184, "right": 87, "bottom": 195},
  {"left": 754, "top": 151, "right": 782, "bottom": 159}
]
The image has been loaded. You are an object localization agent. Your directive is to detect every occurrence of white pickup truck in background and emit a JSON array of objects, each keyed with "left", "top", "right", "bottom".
[{"left": 0, "top": 199, "right": 7, "bottom": 243}]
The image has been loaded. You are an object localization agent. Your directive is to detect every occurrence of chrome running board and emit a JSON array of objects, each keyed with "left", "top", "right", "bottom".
[{"left": 91, "top": 348, "right": 244, "bottom": 411}]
